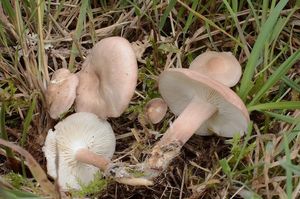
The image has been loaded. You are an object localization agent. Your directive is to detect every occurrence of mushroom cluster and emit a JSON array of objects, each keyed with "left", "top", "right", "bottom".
[
  {"left": 44, "top": 41, "right": 250, "bottom": 188},
  {"left": 43, "top": 37, "right": 138, "bottom": 190},
  {"left": 146, "top": 68, "right": 249, "bottom": 172},
  {"left": 137, "top": 51, "right": 250, "bottom": 183},
  {"left": 45, "top": 37, "right": 138, "bottom": 120}
]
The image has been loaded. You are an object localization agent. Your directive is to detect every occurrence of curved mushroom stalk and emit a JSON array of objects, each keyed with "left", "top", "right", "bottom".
[
  {"left": 74, "top": 149, "right": 154, "bottom": 186},
  {"left": 75, "top": 148, "right": 110, "bottom": 171},
  {"left": 147, "top": 99, "right": 217, "bottom": 171},
  {"left": 129, "top": 68, "right": 250, "bottom": 183},
  {"left": 72, "top": 148, "right": 155, "bottom": 186}
]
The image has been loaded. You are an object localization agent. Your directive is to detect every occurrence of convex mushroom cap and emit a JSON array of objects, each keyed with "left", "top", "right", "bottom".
[
  {"left": 43, "top": 112, "right": 116, "bottom": 190},
  {"left": 144, "top": 98, "right": 168, "bottom": 124},
  {"left": 45, "top": 68, "right": 79, "bottom": 119},
  {"left": 190, "top": 51, "right": 242, "bottom": 87},
  {"left": 76, "top": 37, "right": 138, "bottom": 119}
]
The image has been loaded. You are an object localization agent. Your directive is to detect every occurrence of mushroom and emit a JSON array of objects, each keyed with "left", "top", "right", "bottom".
[
  {"left": 45, "top": 68, "right": 79, "bottom": 119},
  {"left": 189, "top": 51, "right": 242, "bottom": 87},
  {"left": 144, "top": 98, "right": 168, "bottom": 124},
  {"left": 43, "top": 112, "right": 115, "bottom": 190},
  {"left": 76, "top": 37, "right": 138, "bottom": 119},
  {"left": 145, "top": 68, "right": 249, "bottom": 173}
]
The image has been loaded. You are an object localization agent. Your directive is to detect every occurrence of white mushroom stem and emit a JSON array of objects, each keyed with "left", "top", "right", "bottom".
[
  {"left": 147, "top": 98, "right": 217, "bottom": 171},
  {"left": 75, "top": 148, "right": 110, "bottom": 171},
  {"left": 159, "top": 98, "right": 217, "bottom": 145},
  {"left": 75, "top": 148, "right": 155, "bottom": 186}
]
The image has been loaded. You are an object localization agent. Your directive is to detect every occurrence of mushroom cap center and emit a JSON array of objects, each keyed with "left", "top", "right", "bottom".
[{"left": 206, "top": 57, "right": 229, "bottom": 74}]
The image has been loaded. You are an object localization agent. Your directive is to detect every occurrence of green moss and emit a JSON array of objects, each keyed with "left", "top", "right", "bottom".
[
  {"left": 4, "top": 172, "right": 32, "bottom": 189},
  {"left": 71, "top": 172, "right": 108, "bottom": 198},
  {"left": 126, "top": 168, "right": 147, "bottom": 178}
]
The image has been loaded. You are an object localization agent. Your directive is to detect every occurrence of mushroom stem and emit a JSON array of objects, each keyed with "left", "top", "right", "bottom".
[
  {"left": 159, "top": 98, "right": 217, "bottom": 145},
  {"left": 76, "top": 148, "right": 155, "bottom": 186},
  {"left": 75, "top": 148, "right": 110, "bottom": 171},
  {"left": 146, "top": 98, "right": 217, "bottom": 171}
]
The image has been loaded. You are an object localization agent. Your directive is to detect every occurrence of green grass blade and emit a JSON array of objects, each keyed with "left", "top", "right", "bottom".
[
  {"left": 0, "top": 102, "right": 14, "bottom": 158},
  {"left": 1, "top": 0, "right": 15, "bottom": 21},
  {"left": 262, "top": 0, "right": 270, "bottom": 79},
  {"left": 0, "top": 187, "right": 41, "bottom": 198},
  {"left": 20, "top": 95, "right": 36, "bottom": 177},
  {"left": 68, "top": 0, "right": 89, "bottom": 71},
  {"left": 262, "top": 0, "right": 269, "bottom": 24},
  {"left": 159, "top": 0, "right": 177, "bottom": 31},
  {"left": 249, "top": 49, "right": 300, "bottom": 106},
  {"left": 177, "top": 0, "right": 242, "bottom": 46},
  {"left": 37, "top": 0, "right": 49, "bottom": 84},
  {"left": 219, "top": 158, "right": 232, "bottom": 178},
  {"left": 223, "top": 0, "right": 250, "bottom": 56},
  {"left": 269, "top": 15, "right": 287, "bottom": 43},
  {"left": 264, "top": 111, "right": 300, "bottom": 124},
  {"left": 126, "top": 0, "right": 157, "bottom": 29},
  {"left": 52, "top": 0, "right": 65, "bottom": 20},
  {"left": 182, "top": 0, "right": 200, "bottom": 34},
  {"left": 248, "top": 101, "right": 300, "bottom": 112},
  {"left": 238, "top": 0, "right": 289, "bottom": 100},
  {"left": 283, "top": 134, "right": 292, "bottom": 199},
  {"left": 282, "top": 76, "right": 300, "bottom": 93},
  {"left": 246, "top": 0, "right": 261, "bottom": 30},
  {"left": 232, "top": 122, "right": 253, "bottom": 172},
  {"left": 274, "top": 123, "right": 299, "bottom": 158},
  {"left": 20, "top": 96, "right": 37, "bottom": 147},
  {"left": 281, "top": 162, "right": 300, "bottom": 176},
  {"left": 232, "top": 0, "right": 238, "bottom": 13},
  {"left": 87, "top": 5, "right": 96, "bottom": 45}
]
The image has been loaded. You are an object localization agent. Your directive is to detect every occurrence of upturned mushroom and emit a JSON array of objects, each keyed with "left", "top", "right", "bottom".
[
  {"left": 44, "top": 113, "right": 154, "bottom": 188},
  {"left": 43, "top": 112, "right": 115, "bottom": 190},
  {"left": 45, "top": 68, "right": 79, "bottom": 119},
  {"left": 76, "top": 37, "right": 138, "bottom": 119},
  {"left": 145, "top": 69, "right": 249, "bottom": 173},
  {"left": 144, "top": 98, "right": 168, "bottom": 124},
  {"left": 189, "top": 51, "right": 242, "bottom": 87}
]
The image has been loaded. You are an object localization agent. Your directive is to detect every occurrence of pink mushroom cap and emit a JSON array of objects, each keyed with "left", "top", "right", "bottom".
[
  {"left": 45, "top": 68, "right": 79, "bottom": 119},
  {"left": 190, "top": 51, "right": 242, "bottom": 87},
  {"left": 76, "top": 37, "right": 138, "bottom": 119},
  {"left": 144, "top": 98, "right": 168, "bottom": 124}
]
